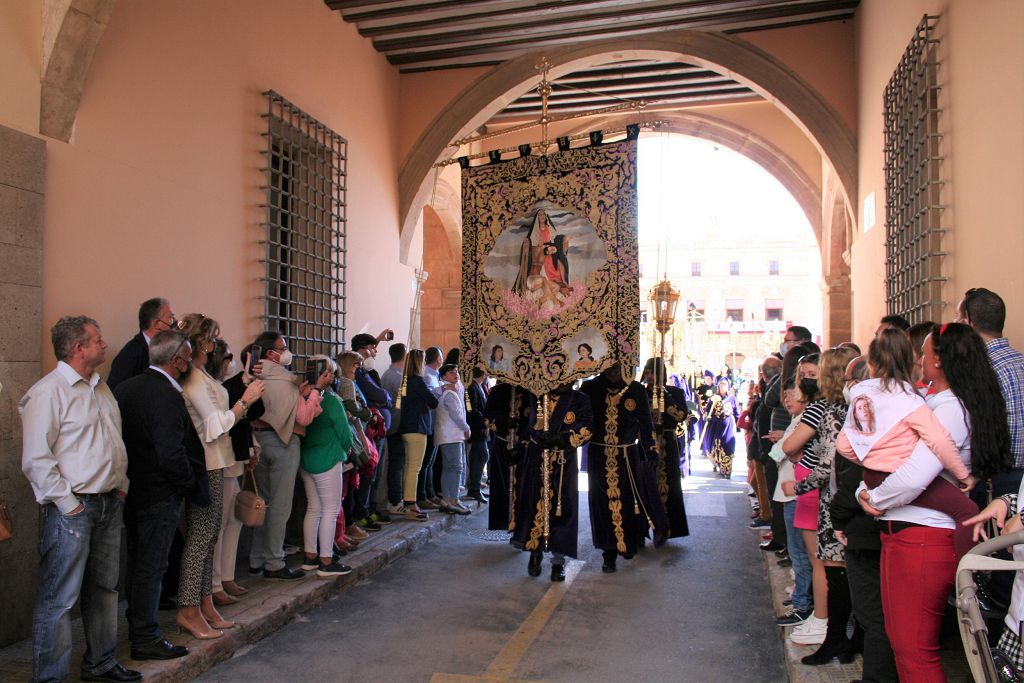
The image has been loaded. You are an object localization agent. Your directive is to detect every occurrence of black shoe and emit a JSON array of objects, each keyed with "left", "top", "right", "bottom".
[
  {"left": 81, "top": 663, "right": 143, "bottom": 682},
  {"left": 800, "top": 638, "right": 855, "bottom": 666},
  {"left": 527, "top": 552, "right": 542, "bottom": 577},
  {"left": 749, "top": 519, "right": 771, "bottom": 529},
  {"left": 777, "top": 558, "right": 793, "bottom": 567},
  {"left": 782, "top": 598, "right": 793, "bottom": 607},
  {"left": 470, "top": 490, "right": 489, "bottom": 504},
  {"left": 551, "top": 563, "right": 566, "bottom": 582},
  {"left": 249, "top": 565, "right": 263, "bottom": 575},
  {"left": 263, "top": 566, "right": 305, "bottom": 580},
  {"left": 774, "top": 548, "right": 789, "bottom": 558},
  {"left": 759, "top": 540, "right": 785, "bottom": 552},
  {"left": 602, "top": 550, "right": 617, "bottom": 573},
  {"left": 775, "top": 607, "right": 812, "bottom": 626},
  {"left": 131, "top": 638, "right": 189, "bottom": 661}
]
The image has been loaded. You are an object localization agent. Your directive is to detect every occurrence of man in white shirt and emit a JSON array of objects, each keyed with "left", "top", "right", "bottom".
[{"left": 20, "top": 316, "right": 139, "bottom": 683}]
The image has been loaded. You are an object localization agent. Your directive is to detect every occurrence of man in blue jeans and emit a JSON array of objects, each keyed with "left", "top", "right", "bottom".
[{"left": 19, "top": 316, "right": 141, "bottom": 682}]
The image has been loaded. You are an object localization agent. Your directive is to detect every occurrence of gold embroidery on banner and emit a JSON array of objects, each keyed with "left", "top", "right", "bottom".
[
  {"left": 563, "top": 411, "right": 576, "bottom": 425},
  {"left": 569, "top": 426, "right": 592, "bottom": 448},
  {"left": 666, "top": 405, "right": 686, "bottom": 422},
  {"left": 604, "top": 390, "right": 628, "bottom": 554},
  {"left": 624, "top": 398, "right": 636, "bottom": 411}
]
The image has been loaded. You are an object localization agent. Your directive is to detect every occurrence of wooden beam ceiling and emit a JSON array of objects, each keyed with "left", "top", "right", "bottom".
[{"left": 325, "top": 0, "right": 857, "bottom": 120}]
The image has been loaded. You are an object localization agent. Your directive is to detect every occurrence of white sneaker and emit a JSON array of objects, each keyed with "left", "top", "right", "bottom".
[
  {"left": 387, "top": 503, "right": 405, "bottom": 515},
  {"left": 789, "top": 615, "right": 827, "bottom": 645}
]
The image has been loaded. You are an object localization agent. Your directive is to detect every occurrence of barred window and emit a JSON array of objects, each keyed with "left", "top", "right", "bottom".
[
  {"left": 725, "top": 298, "right": 744, "bottom": 322},
  {"left": 729, "top": 261, "right": 739, "bottom": 276},
  {"left": 261, "top": 91, "right": 347, "bottom": 361},
  {"left": 691, "top": 261, "right": 701, "bottom": 277},
  {"left": 883, "top": 16, "right": 945, "bottom": 323},
  {"left": 769, "top": 260, "right": 779, "bottom": 276},
  {"left": 765, "top": 299, "right": 784, "bottom": 321}
]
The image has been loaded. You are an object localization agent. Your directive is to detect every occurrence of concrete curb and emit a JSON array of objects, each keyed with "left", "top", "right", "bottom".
[
  {"left": 137, "top": 514, "right": 456, "bottom": 682},
  {"left": 761, "top": 549, "right": 863, "bottom": 683}
]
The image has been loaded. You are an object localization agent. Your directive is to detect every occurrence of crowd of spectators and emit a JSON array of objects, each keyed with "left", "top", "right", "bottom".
[
  {"left": 742, "top": 288, "right": 1023, "bottom": 682},
  {"left": 19, "top": 298, "right": 493, "bottom": 682}
]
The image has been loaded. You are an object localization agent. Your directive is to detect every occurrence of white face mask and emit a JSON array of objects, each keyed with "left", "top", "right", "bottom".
[
  {"left": 780, "top": 342, "right": 790, "bottom": 356},
  {"left": 277, "top": 349, "right": 293, "bottom": 367},
  {"left": 362, "top": 356, "right": 375, "bottom": 371},
  {"left": 842, "top": 385, "right": 852, "bottom": 404}
]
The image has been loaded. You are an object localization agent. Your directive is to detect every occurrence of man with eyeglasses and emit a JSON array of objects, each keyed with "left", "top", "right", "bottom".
[
  {"left": 114, "top": 330, "right": 209, "bottom": 665},
  {"left": 108, "top": 297, "right": 176, "bottom": 390}
]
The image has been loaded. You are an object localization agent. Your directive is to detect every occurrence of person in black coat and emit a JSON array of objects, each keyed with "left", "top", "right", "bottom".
[
  {"left": 108, "top": 297, "right": 176, "bottom": 390},
  {"left": 115, "top": 330, "right": 206, "bottom": 661},
  {"left": 465, "top": 368, "right": 490, "bottom": 502}
]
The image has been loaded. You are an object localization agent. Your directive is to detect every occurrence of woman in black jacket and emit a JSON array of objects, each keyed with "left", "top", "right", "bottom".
[
  {"left": 213, "top": 342, "right": 265, "bottom": 605},
  {"left": 398, "top": 349, "right": 438, "bottom": 520}
]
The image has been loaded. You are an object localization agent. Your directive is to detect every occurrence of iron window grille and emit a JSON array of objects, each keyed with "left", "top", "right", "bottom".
[
  {"left": 260, "top": 90, "right": 347, "bottom": 362},
  {"left": 691, "top": 261, "right": 701, "bottom": 277},
  {"left": 883, "top": 15, "right": 945, "bottom": 323},
  {"left": 729, "top": 261, "right": 739, "bottom": 276},
  {"left": 769, "top": 260, "right": 779, "bottom": 276}
]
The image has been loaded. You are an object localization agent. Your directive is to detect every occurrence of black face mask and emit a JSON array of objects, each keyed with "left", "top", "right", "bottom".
[
  {"left": 799, "top": 378, "right": 818, "bottom": 397},
  {"left": 178, "top": 360, "right": 194, "bottom": 383}
]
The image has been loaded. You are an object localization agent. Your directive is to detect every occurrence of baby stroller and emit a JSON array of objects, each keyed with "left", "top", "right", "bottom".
[{"left": 956, "top": 530, "right": 1024, "bottom": 681}]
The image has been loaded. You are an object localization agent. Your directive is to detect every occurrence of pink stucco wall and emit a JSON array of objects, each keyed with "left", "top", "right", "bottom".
[{"left": 41, "top": 0, "right": 414, "bottom": 368}]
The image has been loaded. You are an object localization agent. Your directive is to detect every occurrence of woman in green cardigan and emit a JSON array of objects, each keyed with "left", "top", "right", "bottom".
[{"left": 299, "top": 355, "right": 354, "bottom": 577}]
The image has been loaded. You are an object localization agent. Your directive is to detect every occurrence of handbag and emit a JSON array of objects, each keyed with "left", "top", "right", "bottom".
[
  {"left": 348, "top": 417, "right": 370, "bottom": 469},
  {"left": 234, "top": 469, "right": 267, "bottom": 527},
  {"left": 0, "top": 500, "right": 12, "bottom": 542}
]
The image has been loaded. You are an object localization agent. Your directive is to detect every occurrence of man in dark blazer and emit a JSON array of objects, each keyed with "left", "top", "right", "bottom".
[
  {"left": 114, "top": 329, "right": 207, "bottom": 662},
  {"left": 465, "top": 367, "right": 490, "bottom": 503},
  {"left": 107, "top": 297, "right": 175, "bottom": 390}
]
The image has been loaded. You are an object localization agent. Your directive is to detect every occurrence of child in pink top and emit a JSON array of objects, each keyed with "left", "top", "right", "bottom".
[{"left": 838, "top": 331, "right": 978, "bottom": 558}]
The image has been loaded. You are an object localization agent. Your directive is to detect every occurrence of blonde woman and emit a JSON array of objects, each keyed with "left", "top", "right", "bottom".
[
  {"left": 397, "top": 349, "right": 438, "bottom": 520},
  {"left": 177, "top": 314, "right": 264, "bottom": 639}
]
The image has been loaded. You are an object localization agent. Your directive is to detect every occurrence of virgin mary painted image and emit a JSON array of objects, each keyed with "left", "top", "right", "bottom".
[{"left": 484, "top": 201, "right": 606, "bottom": 321}]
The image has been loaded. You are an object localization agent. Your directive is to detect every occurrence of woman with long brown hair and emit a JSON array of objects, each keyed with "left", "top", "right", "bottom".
[{"left": 397, "top": 349, "right": 438, "bottom": 521}]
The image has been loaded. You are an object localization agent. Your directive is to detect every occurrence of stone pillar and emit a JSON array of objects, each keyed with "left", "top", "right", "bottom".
[
  {"left": 420, "top": 206, "right": 462, "bottom": 352},
  {"left": 0, "top": 124, "right": 45, "bottom": 646}
]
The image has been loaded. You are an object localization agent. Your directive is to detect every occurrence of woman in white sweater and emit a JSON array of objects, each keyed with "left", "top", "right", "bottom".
[
  {"left": 435, "top": 364, "right": 472, "bottom": 515},
  {"left": 177, "top": 314, "right": 264, "bottom": 639}
]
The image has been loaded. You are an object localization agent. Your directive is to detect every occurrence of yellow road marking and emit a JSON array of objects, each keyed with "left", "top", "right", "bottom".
[{"left": 430, "top": 559, "right": 584, "bottom": 683}]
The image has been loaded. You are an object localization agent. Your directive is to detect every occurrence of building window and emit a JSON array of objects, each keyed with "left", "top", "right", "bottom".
[
  {"left": 883, "top": 16, "right": 945, "bottom": 323},
  {"left": 765, "top": 299, "right": 784, "bottom": 321},
  {"left": 639, "top": 311, "right": 649, "bottom": 324},
  {"left": 262, "top": 90, "right": 347, "bottom": 361},
  {"left": 725, "top": 299, "right": 744, "bottom": 322},
  {"left": 769, "top": 260, "right": 779, "bottom": 276},
  {"left": 729, "top": 261, "right": 739, "bottom": 276},
  {"left": 691, "top": 261, "right": 701, "bottom": 277}
]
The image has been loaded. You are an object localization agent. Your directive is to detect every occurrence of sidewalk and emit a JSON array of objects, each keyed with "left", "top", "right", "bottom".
[
  {"left": 0, "top": 511, "right": 457, "bottom": 682},
  {"left": 759, "top": 531, "right": 975, "bottom": 682}
]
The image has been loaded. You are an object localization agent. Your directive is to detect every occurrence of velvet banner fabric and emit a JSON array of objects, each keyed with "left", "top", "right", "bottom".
[{"left": 460, "top": 140, "right": 639, "bottom": 396}]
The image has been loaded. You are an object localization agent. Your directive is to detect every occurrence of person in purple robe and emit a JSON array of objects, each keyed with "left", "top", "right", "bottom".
[{"left": 702, "top": 379, "right": 740, "bottom": 478}]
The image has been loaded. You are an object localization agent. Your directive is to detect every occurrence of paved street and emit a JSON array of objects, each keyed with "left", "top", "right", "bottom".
[{"left": 200, "top": 453, "right": 786, "bottom": 682}]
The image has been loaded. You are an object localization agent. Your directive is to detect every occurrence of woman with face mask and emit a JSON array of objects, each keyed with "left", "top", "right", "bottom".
[
  {"left": 212, "top": 342, "right": 266, "bottom": 605},
  {"left": 176, "top": 314, "right": 265, "bottom": 639},
  {"left": 780, "top": 347, "right": 858, "bottom": 655}
]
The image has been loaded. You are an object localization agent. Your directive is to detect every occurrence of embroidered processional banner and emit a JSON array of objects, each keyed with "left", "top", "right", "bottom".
[{"left": 460, "top": 139, "right": 639, "bottom": 396}]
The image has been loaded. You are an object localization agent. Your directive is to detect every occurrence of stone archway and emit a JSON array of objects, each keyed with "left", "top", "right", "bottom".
[
  {"left": 41, "top": 0, "right": 118, "bottom": 141},
  {"left": 401, "top": 30, "right": 856, "bottom": 342},
  {"left": 398, "top": 29, "right": 856, "bottom": 247}
]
